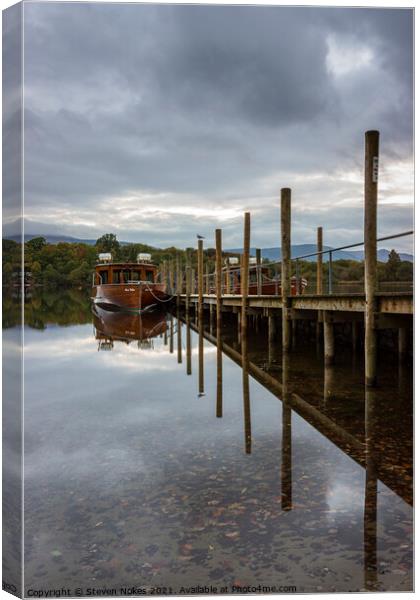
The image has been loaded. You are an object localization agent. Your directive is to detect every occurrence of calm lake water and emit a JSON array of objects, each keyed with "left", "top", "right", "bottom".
[{"left": 4, "top": 290, "right": 413, "bottom": 594}]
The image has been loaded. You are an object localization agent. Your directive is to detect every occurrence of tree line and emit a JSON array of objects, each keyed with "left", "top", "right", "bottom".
[{"left": 2, "top": 233, "right": 413, "bottom": 287}]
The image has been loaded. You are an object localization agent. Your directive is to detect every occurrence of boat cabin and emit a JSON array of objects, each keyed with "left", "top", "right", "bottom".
[{"left": 93, "top": 253, "right": 158, "bottom": 286}]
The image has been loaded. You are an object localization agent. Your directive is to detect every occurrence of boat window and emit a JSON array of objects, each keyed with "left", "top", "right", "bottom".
[
  {"left": 145, "top": 270, "right": 154, "bottom": 282},
  {"left": 112, "top": 270, "right": 121, "bottom": 284},
  {"left": 123, "top": 270, "right": 131, "bottom": 283},
  {"left": 99, "top": 270, "right": 108, "bottom": 284},
  {"left": 130, "top": 271, "right": 140, "bottom": 281}
]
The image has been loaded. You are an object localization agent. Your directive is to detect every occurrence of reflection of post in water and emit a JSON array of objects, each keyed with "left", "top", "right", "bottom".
[
  {"left": 169, "top": 314, "right": 174, "bottom": 354},
  {"left": 268, "top": 313, "right": 275, "bottom": 367},
  {"left": 281, "top": 353, "right": 292, "bottom": 511},
  {"left": 216, "top": 229, "right": 223, "bottom": 418},
  {"left": 186, "top": 312, "right": 192, "bottom": 376},
  {"left": 198, "top": 316, "right": 204, "bottom": 395},
  {"left": 323, "top": 363, "right": 335, "bottom": 407},
  {"left": 242, "top": 325, "right": 251, "bottom": 454},
  {"left": 242, "top": 213, "right": 251, "bottom": 454},
  {"left": 364, "top": 386, "right": 378, "bottom": 591},
  {"left": 198, "top": 238, "right": 204, "bottom": 395},
  {"left": 176, "top": 309, "right": 182, "bottom": 364}
]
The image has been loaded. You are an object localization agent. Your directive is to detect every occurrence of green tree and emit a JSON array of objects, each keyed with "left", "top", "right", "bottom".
[
  {"left": 43, "top": 264, "right": 61, "bottom": 286},
  {"left": 30, "top": 261, "right": 42, "bottom": 283},
  {"left": 27, "top": 237, "right": 47, "bottom": 252},
  {"left": 95, "top": 233, "right": 120, "bottom": 257},
  {"left": 385, "top": 249, "right": 401, "bottom": 281}
]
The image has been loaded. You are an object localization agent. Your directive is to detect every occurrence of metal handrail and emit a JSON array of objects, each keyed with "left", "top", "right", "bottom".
[{"left": 292, "top": 230, "right": 413, "bottom": 262}]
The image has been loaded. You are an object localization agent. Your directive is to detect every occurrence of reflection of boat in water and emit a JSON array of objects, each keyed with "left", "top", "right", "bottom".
[
  {"left": 91, "top": 253, "right": 171, "bottom": 312},
  {"left": 92, "top": 305, "right": 167, "bottom": 350}
]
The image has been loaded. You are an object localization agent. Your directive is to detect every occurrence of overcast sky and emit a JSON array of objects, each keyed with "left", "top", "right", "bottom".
[{"left": 13, "top": 2, "right": 415, "bottom": 249}]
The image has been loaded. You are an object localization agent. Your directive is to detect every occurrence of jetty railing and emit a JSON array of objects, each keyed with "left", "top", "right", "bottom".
[
  {"left": 183, "top": 228, "right": 413, "bottom": 296},
  {"left": 292, "top": 229, "right": 414, "bottom": 295}
]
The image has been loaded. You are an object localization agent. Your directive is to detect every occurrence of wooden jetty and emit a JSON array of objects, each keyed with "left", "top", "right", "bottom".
[{"left": 177, "top": 131, "right": 413, "bottom": 386}]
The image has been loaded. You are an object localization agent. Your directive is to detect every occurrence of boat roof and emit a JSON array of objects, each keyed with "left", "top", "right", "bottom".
[{"left": 95, "top": 262, "right": 156, "bottom": 268}]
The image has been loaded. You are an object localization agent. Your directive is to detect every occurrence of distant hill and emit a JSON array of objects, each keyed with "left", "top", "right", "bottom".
[
  {"left": 3, "top": 233, "right": 413, "bottom": 262},
  {"left": 226, "top": 245, "right": 413, "bottom": 263},
  {"left": 5, "top": 233, "right": 98, "bottom": 245},
  {"left": 4, "top": 233, "right": 132, "bottom": 246}
]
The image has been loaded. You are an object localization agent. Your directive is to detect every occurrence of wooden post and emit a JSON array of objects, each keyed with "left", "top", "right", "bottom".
[
  {"left": 317, "top": 226, "right": 323, "bottom": 294},
  {"left": 352, "top": 321, "right": 359, "bottom": 352},
  {"left": 324, "top": 312, "right": 334, "bottom": 366},
  {"left": 323, "top": 364, "right": 334, "bottom": 405},
  {"left": 162, "top": 260, "right": 167, "bottom": 290},
  {"left": 398, "top": 327, "right": 408, "bottom": 362},
  {"left": 197, "top": 239, "right": 203, "bottom": 314},
  {"left": 185, "top": 263, "right": 191, "bottom": 312},
  {"left": 281, "top": 188, "right": 291, "bottom": 352},
  {"left": 216, "top": 229, "right": 223, "bottom": 418},
  {"left": 226, "top": 261, "right": 231, "bottom": 294},
  {"left": 256, "top": 248, "right": 262, "bottom": 295},
  {"left": 191, "top": 268, "right": 196, "bottom": 295},
  {"left": 205, "top": 262, "right": 209, "bottom": 295},
  {"left": 168, "top": 261, "right": 174, "bottom": 295},
  {"left": 241, "top": 213, "right": 251, "bottom": 333},
  {"left": 364, "top": 130, "right": 379, "bottom": 387},
  {"left": 176, "top": 255, "right": 181, "bottom": 306}
]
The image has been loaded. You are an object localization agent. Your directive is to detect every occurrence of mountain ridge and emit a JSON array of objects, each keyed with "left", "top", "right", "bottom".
[{"left": 3, "top": 234, "right": 413, "bottom": 262}]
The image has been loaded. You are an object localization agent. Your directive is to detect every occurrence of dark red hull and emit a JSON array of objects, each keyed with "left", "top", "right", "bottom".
[
  {"left": 91, "top": 282, "right": 170, "bottom": 311},
  {"left": 92, "top": 305, "right": 167, "bottom": 342}
]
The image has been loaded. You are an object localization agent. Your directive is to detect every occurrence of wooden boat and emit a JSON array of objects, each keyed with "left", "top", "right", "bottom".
[
  {"left": 91, "top": 253, "right": 170, "bottom": 311},
  {"left": 92, "top": 304, "right": 167, "bottom": 350},
  {"left": 211, "top": 264, "right": 307, "bottom": 295}
]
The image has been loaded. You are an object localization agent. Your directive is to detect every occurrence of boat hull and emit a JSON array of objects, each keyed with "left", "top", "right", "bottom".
[
  {"left": 91, "top": 282, "right": 170, "bottom": 311},
  {"left": 92, "top": 305, "right": 167, "bottom": 342}
]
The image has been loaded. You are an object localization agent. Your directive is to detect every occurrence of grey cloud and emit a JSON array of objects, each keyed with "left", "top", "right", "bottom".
[{"left": 17, "top": 2, "right": 413, "bottom": 248}]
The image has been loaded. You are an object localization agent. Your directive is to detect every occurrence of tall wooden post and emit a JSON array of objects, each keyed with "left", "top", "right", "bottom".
[
  {"left": 197, "top": 239, "right": 203, "bottom": 313},
  {"left": 281, "top": 188, "right": 291, "bottom": 352},
  {"left": 364, "top": 130, "right": 379, "bottom": 387},
  {"left": 176, "top": 255, "right": 181, "bottom": 306},
  {"left": 168, "top": 261, "right": 174, "bottom": 295},
  {"left": 226, "top": 262, "right": 231, "bottom": 294},
  {"left": 324, "top": 311, "right": 334, "bottom": 366},
  {"left": 216, "top": 229, "right": 223, "bottom": 418},
  {"left": 317, "top": 226, "right": 323, "bottom": 294},
  {"left": 256, "top": 248, "right": 262, "bottom": 295},
  {"left": 197, "top": 239, "right": 204, "bottom": 394},
  {"left": 241, "top": 213, "right": 251, "bottom": 333},
  {"left": 161, "top": 261, "right": 167, "bottom": 288},
  {"left": 185, "top": 263, "right": 191, "bottom": 312},
  {"left": 191, "top": 268, "right": 196, "bottom": 295},
  {"left": 205, "top": 263, "right": 209, "bottom": 295},
  {"left": 316, "top": 226, "right": 323, "bottom": 341},
  {"left": 398, "top": 328, "right": 408, "bottom": 363}
]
